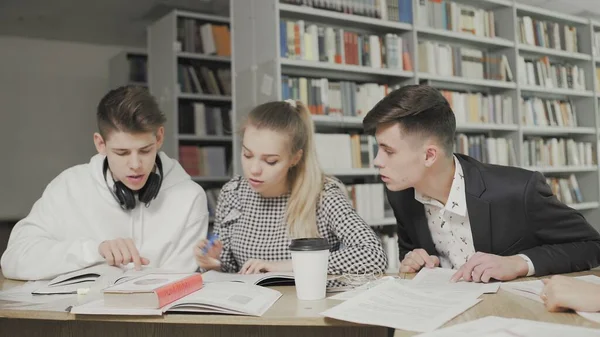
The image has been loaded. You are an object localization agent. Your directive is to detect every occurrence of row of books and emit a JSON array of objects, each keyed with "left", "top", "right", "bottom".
[
  {"left": 178, "top": 103, "right": 232, "bottom": 136},
  {"left": 416, "top": 0, "right": 496, "bottom": 38},
  {"left": 518, "top": 16, "right": 580, "bottom": 53},
  {"left": 179, "top": 145, "right": 229, "bottom": 177},
  {"left": 345, "top": 183, "right": 387, "bottom": 222},
  {"left": 441, "top": 91, "right": 513, "bottom": 125},
  {"left": 281, "top": 76, "right": 400, "bottom": 117},
  {"left": 455, "top": 134, "right": 517, "bottom": 166},
  {"left": 315, "top": 133, "right": 375, "bottom": 170},
  {"left": 418, "top": 41, "right": 513, "bottom": 81},
  {"left": 520, "top": 98, "right": 577, "bottom": 128},
  {"left": 523, "top": 138, "right": 595, "bottom": 168},
  {"left": 177, "top": 64, "right": 232, "bottom": 96},
  {"left": 280, "top": 19, "right": 412, "bottom": 70},
  {"left": 279, "top": 0, "right": 413, "bottom": 23},
  {"left": 548, "top": 175, "right": 584, "bottom": 205},
  {"left": 176, "top": 19, "right": 231, "bottom": 56},
  {"left": 594, "top": 32, "right": 600, "bottom": 57},
  {"left": 517, "top": 56, "right": 587, "bottom": 91}
]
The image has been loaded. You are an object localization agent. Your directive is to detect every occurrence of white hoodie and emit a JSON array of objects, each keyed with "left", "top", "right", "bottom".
[{"left": 1, "top": 152, "right": 208, "bottom": 280}]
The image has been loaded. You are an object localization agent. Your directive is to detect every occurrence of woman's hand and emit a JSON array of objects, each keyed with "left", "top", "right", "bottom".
[
  {"left": 194, "top": 238, "right": 223, "bottom": 271},
  {"left": 541, "top": 275, "right": 600, "bottom": 312},
  {"left": 239, "top": 259, "right": 292, "bottom": 274}
]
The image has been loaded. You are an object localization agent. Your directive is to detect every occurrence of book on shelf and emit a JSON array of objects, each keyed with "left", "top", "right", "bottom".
[
  {"left": 455, "top": 134, "right": 517, "bottom": 166},
  {"left": 594, "top": 31, "right": 600, "bottom": 56},
  {"left": 281, "top": 76, "right": 400, "bottom": 117},
  {"left": 279, "top": 0, "right": 413, "bottom": 23},
  {"left": 416, "top": 0, "right": 496, "bottom": 38},
  {"left": 315, "top": 133, "right": 377, "bottom": 170},
  {"left": 418, "top": 41, "right": 513, "bottom": 81},
  {"left": 179, "top": 145, "right": 229, "bottom": 177},
  {"left": 441, "top": 90, "right": 513, "bottom": 125},
  {"left": 206, "top": 188, "right": 221, "bottom": 218},
  {"left": 522, "top": 138, "right": 595, "bottom": 167},
  {"left": 517, "top": 56, "right": 586, "bottom": 91},
  {"left": 71, "top": 280, "right": 282, "bottom": 317},
  {"left": 280, "top": 19, "right": 412, "bottom": 71},
  {"left": 547, "top": 174, "right": 584, "bottom": 205},
  {"left": 345, "top": 183, "right": 388, "bottom": 221},
  {"left": 127, "top": 54, "right": 147, "bottom": 84},
  {"left": 177, "top": 64, "right": 231, "bottom": 95},
  {"left": 518, "top": 16, "right": 579, "bottom": 53},
  {"left": 520, "top": 97, "right": 576, "bottom": 127},
  {"left": 178, "top": 103, "right": 232, "bottom": 136},
  {"left": 176, "top": 18, "right": 231, "bottom": 56},
  {"left": 596, "top": 67, "right": 600, "bottom": 92},
  {"left": 103, "top": 273, "right": 203, "bottom": 309}
]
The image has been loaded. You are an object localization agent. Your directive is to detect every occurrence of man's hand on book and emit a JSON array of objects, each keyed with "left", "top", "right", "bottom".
[
  {"left": 239, "top": 259, "right": 292, "bottom": 274},
  {"left": 98, "top": 238, "right": 150, "bottom": 270},
  {"left": 194, "top": 238, "right": 223, "bottom": 270}
]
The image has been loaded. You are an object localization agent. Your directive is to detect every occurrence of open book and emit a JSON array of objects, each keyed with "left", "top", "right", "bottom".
[
  {"left": 71, "top": 281, "right": 282, "bottom": 316},
  {"left": 32, "top": 264, "right": 174, "bottom": 295},
  {"left": 201, "top": 270, "right": 295, "bottom": 286}
]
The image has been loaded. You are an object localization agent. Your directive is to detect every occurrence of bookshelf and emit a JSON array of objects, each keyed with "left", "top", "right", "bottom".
[
  {"left": 231, "top": 0, "right": 600, "bottom": 240},
  {"left": 108, "top": 48, "right": 148, "bottom": 89},
  {"left": 148, "top": 9, "right": 233, "bottom": 190}
]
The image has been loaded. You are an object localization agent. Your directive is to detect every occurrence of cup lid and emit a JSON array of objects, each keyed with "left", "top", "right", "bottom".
[{"left": 289, "top": 238, "right": 330, "bottom": 251}]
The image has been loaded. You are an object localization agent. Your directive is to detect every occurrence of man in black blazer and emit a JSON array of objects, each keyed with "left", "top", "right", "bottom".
[{"left": 363, "top": 85, "right": 600, "bottom": 283}]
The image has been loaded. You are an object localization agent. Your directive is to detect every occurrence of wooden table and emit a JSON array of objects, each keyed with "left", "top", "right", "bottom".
[{"left": 0, "top": 271, "right": 599, "bottom": 337}]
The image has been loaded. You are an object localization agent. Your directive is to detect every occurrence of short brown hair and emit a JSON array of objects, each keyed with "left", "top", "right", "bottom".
[
  {"left": 96, "top": 85, "right": 166, "bottom": 138},
  {"left": 363, "top": 85, "right": 456, "bottom": 155}
]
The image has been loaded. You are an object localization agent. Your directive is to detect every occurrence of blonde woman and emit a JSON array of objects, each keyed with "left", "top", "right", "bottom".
[{"left": 194, "top": 99, "right": 387, "bottom": 275}]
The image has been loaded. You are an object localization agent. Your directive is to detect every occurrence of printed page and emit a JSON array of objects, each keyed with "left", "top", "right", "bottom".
[
  {"left": 166, "top": 282, "right": 283, "bottom": 316},
  {"left": 321, "top": 279, "right": 481, "bottom": 332},
  {"left": 106, "top": 273, "right": 196, "bottom": 292},
  {"left": 329, "top": 277, "right": 410, "bottom": 301},
  {"left": 201, "top": 270, "right": 294, "bottom": 285},
  {"left": 410, "top": 267, "right": 500, "bottom": 296},
  {"left": 419, "top": 316, "right": 600, "bottom": 337},
  {"left": 70, "top": 299, "right": 162, "bottom": 316}
]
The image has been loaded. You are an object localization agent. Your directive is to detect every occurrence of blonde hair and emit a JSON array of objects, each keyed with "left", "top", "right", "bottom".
[{"left": 244, "top": 100, "right": 324, "bottom": 238}]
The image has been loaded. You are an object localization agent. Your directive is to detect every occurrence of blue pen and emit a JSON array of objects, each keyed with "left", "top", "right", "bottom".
[{"left": 202, "top": 233, "right": 219, "bottom": 254}]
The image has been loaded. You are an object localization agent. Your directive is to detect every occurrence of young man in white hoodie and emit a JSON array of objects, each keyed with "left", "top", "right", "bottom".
[{"left": 1, "top": 86, "right": 209, "bottom": 280}]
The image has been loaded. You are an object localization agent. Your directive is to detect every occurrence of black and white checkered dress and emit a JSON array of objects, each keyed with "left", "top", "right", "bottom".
[{"left": 214, "top": 175, "right": 387, "bottom": 275}]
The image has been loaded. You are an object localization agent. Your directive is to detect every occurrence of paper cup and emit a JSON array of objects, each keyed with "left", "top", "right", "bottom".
[{"left": 289, "top": 238, "right": 330, "bottom": 300}]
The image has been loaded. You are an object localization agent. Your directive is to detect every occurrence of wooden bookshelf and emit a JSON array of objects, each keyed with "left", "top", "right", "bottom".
[
  {"left": 232, "top": 0, "right": 600, "bottom": 231},
  {"left": 148, "top": 10, "right": 233, "bottom": 188}
]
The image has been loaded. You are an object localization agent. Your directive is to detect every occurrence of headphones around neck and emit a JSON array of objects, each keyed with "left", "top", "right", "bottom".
[{"left": 103, "top": 155, "right": 164, "bottom": 210}]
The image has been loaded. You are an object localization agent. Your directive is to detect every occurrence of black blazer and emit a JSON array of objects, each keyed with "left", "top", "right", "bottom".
[{"left": 387, "top": 154, "right": 600, "bottom": 276}]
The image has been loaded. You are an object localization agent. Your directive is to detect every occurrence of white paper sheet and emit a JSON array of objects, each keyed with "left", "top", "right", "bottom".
[
  {"left": 417, "top": 316, "right": 600, "bottom": 337},
  {"left": 321, "top": 279, "right": 481, "bottom": 332},
  {"left": 328, "top": 277, "right": 409, "bottom": 301},
  {"left": 409, "top": 267, "right": 500, "bottom": 297}
]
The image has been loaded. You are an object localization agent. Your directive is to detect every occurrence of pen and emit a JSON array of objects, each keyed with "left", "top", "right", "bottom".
[{"left": 202, "top": 233, "right": 219, "bottom": 254}]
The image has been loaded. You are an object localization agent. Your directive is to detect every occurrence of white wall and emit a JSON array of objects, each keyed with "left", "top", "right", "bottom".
[{"left": 0, "top": 36, "right": 123, "bottom": 220}]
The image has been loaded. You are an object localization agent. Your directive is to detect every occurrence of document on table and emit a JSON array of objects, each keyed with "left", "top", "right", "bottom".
[
  {"left": 321, "top": 279, "right": 481, "bottom": 332},
  {"left": 417, "top": 316, "right": 600, "bottom": 337},
  {"left": 409, "top": 267, "right": 500, "bottom": 297},
  {"left": 501, "top": 275, "right": 600, "bottom": 324},
  {"left": 328, "top": 277, "right": 410, "bottom": 301}
]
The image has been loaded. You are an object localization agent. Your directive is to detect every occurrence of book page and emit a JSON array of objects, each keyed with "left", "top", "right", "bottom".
[
  {"left": 321, "top": 279, "right": 481, "bottom": 332},
  {"left": 105, "top": 273, "right": 197, "bottom": 293},
  {"left": 166, "top": 282, "right": 282, "bottom": 316},
  {"left": 201, "top": 270, "right": 294, "bottom": 285}
]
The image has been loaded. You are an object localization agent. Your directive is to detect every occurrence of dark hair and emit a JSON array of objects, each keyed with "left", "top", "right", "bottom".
[
  {"left": 96, "top": 85, "right": 166, "bottom": 138},
  {"left": 362, "top": 85, "right": 456, "bottom": 155}
]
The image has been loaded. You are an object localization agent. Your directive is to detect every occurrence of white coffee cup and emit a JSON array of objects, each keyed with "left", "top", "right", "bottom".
[{"left": 289, "top": 238, "right": 330, "bottom": 300}]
